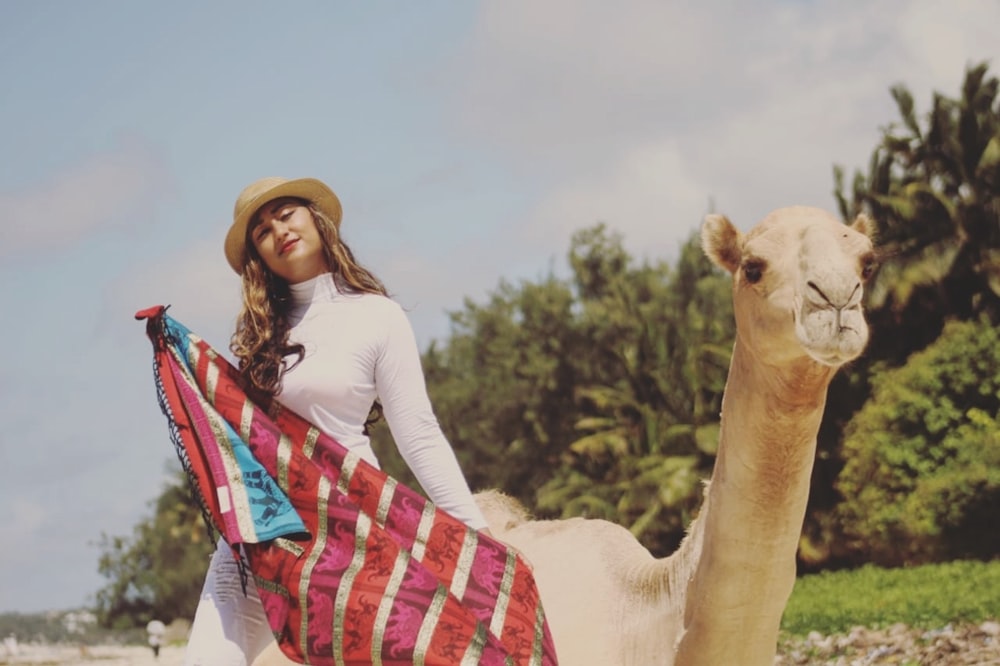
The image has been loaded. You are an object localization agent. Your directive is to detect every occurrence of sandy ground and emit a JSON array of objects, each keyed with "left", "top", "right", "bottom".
[
  {"left": 0, "top": 644, "right": 184, "bottom": 666},
  {"left": 0, "top": 642, "right": 297, "bottom": 666},
  {"left": 4, "top": 622, "right": 999, "bottom": 665}
]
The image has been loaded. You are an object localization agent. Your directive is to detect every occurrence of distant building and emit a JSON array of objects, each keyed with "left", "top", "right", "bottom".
[{"left": 62, "top": 610, "right": 98, "bottom": 634}]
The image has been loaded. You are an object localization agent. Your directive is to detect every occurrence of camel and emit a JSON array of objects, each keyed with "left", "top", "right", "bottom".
[
  {"left": 475, "top": 206, "right": 878, "bottom": 665},
  {"left": 252, "top": 205, "right": 876, "bottom": 665}
]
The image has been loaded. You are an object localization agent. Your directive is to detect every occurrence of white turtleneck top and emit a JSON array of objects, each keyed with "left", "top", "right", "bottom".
[{"left": 279, "top": 273, "right": 487, "bottom": 530}]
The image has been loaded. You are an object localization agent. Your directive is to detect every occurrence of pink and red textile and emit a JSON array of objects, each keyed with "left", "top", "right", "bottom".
[{"left": 136, "top": 305, "right": 558, "bottom": 665}]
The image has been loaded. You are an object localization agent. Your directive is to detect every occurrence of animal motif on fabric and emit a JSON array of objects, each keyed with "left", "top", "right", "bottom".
[{"left": 136, "top": 306, "right": 558, "bottom": 666}]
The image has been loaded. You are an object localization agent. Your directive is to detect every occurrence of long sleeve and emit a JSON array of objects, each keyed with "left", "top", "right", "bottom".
[
  {"left": 374, "top": 304, "right": 488, "bottom": 530},
  {"left": 281, "top": 275, "right": 489, "bottom": 531}
]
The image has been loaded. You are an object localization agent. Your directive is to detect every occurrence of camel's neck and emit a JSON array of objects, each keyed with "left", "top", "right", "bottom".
[{"left": 673, "top": 334, "right": 835, "bottom": 665}]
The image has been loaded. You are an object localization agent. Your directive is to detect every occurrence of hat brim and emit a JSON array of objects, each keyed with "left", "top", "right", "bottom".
[{"left": 225, "top": 178, "right": 342, "bottom": 274}]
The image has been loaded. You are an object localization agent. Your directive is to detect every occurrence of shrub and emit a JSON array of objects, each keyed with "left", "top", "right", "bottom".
[
  {"left": 834, "top": 317, "right": 1000, "bottom": 566},
  {"left": 782, "top": 560, "right": 1000, "bottom": 636}
]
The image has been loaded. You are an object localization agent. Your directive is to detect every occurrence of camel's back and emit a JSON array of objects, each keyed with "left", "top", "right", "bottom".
[{"left": 504, "top": 516, "right": 679, "bottom": 664}]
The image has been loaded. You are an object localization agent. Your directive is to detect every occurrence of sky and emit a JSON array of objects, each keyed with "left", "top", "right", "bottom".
[{"left": 0, "top": 1, "right": 997, "bottom": 614}]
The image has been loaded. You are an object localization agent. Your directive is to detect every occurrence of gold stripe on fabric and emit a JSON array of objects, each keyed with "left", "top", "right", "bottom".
[
  {"left": 182, "top": 336, "right": 200, "bottom": 372},
  {"left": 168, "top": 341, "right": 251, "bottom": 533},
  {"left": 298, "top": 475, "right": 331, "bottom": 661},
  {"left": 530, "top": 601, "right": 546, "bottom": 666},
  {"left": 449, "top": 529, "right": 478, "bottom": 601},
  {"left": 253, "top": 574, "right": 290, "bottom": 598},
  {"left": 413, "top": 585, "right": 448, "bottom": 666},
  {"left": 205, "top": 406, "right": 256, "bottom": 539},
  {"left": 370, "top": 547, "right": 410, "bottom": 664},
  {"left": 276, "top": 432, "right": 293, "bottom": 492},
  {"left": 203, "top": 354, "right": 219, "bottom": 405},
  {"left": 239, "top": 400, "right": 254, "bottom": 444},
  {"left": 489, "top": 551, "right": 516, "bottom": 638},
  {"left": 459, "top": 622, "right": 488, "bottom": 666},
  {"left": 183, "top": 338, "right": 215, "bottom": 405},
  {"left": 169, "top": 345, "right": 242, "bottom": 523},
  {"left": 302, "top": 426, "right": 320, "bottom": 460},
  {"left": 333, "top": 511, "right": 372, "bottom": 666},
  {"left": 375, "top": 477, "right": 397, "bottom": 527},
  {"left": 410, "top": 503, "right": 437, "bottom": 563},
  {"left": 337, "top": 451, "right": 360, "bottom": 496},
  {"left": 273, "top": 537, "right": 305, "bottom": 558}
]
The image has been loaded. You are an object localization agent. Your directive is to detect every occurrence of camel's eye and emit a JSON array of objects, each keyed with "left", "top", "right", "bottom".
[
  {"left": 743, "top": 259, "right": 766, "bottom": 285},
  {"left": 860, "top": 253, "right": 879, "bottom": 281}
]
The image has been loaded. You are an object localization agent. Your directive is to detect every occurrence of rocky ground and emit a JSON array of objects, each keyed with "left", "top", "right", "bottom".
[
  {"left": 0, "top": 644, "right": 182, "bottom": 665},
  {"left": 2, "top": 622, "right": 999, "bottom": 664},
  {"left": 776, "top": 621, "right": 1000, "bottom": 665}
]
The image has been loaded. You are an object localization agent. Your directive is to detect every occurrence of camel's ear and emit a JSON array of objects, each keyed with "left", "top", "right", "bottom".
[
  {"left": 701, "top": 214, "right": 743, "bottom": 274},
  {"left": 851, "top": 213, "right": 877, "bottom": 240}
]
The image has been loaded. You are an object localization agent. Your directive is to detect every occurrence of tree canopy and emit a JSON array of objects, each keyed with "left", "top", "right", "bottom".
[
  {"left": 97, "top": 61, "right": 1000, "bottom": 628},
  {"left": 835, "top": 317, "right": 1000, "bottom": 566},
  {"left": 93, "top": 467, "right": 215, "bottom": 629}
]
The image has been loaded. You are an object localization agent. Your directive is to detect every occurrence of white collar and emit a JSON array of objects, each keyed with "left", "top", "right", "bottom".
[{"left": 288, "top": 273, "right": 343, "bottom": 307}]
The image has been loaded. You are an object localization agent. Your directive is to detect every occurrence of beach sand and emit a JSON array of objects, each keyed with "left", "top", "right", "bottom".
[
  {"left": 1, "top": 641, "right": 297, "bottom": 666},
  {"left": 0, "top": 644, "right": 184, "bottom": 665}
]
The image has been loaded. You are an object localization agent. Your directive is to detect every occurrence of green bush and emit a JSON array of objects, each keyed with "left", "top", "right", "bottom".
[
  {"left": 782, "top": 559, "right": 1000, "bottom": 636},
  {"left": 834, "top": 317, "right": 1000, "bottom": 566}
]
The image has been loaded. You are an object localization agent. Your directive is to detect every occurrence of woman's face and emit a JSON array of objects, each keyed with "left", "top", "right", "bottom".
[{"left": 249, "top": 197, "right": 327, "bottom": 284}]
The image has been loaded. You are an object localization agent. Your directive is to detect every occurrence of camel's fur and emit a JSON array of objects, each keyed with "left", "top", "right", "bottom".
[
  {"left": 253, "top": 206, "right": 876, "bottom": 666},
  {"left": 475, "top": 207, "right": 877, "bottom": 665}
]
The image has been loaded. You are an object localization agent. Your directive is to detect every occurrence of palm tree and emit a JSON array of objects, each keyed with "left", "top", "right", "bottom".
[
  {"left": 805, "top": 62, "right": 1000, "bottom": 567},
  {"left": 536, "top": 230, "right": 733, "bottom": 555},
  {"left": 835, "top": 61, "right": 1000, "bottom": 364}
]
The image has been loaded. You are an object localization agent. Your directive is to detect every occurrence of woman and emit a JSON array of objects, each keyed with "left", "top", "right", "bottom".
[{"left": 184, "top": 176, "right": 490, "bottom": 666}]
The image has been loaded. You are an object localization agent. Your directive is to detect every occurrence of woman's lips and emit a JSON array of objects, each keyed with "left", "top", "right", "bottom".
[{"left": 279, "top": 238, "right": 299, "bottom": 256}]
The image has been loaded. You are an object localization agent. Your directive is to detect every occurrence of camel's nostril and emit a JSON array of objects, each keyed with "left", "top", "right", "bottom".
[{"left": 808, "top": 281, "right": 832, "bottom": 305}]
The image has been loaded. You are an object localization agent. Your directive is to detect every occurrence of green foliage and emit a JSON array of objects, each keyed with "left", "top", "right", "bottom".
[
  {"left": 835, "top": 61, "right": 1000, "bottom": 365},
  {"left": 808, "top": 62, "right": 1000, "bottom": 567},
  {"left": 415, "top": 273, "right": 585, "bottom": 502},
  {"left": 782, "top": 560, "right": 1000, "bottom": 636},
  {"left": 93, "top": 467, "right": 215, "bottom": 629},
  {"left": 99, "top": 61, "right": 1000, "bottom": 623},
  {"left": 833, "top": 318, "right": 1000, "bottom": 566},
  {"left": 537, "top": 229, "right": 732, "bottom": 554},
  {"left": 415, "top": 224, "right": 733, "bottom": 555},
  {"left": 0, "top": 609, "right": 141, "bottom": 647}
]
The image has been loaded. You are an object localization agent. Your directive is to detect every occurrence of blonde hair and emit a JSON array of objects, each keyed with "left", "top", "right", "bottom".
[{"left": 230, "top": 202, "right": 387, "bottom": 400}]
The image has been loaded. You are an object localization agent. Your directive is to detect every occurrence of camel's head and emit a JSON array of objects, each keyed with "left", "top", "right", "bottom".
[{"left": 702, "top": 206, "right": 877, "bottom": 367}]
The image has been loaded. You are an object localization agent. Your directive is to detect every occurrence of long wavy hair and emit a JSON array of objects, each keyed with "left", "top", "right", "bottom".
[{"left": 230, "top": 201, "right": 387, "bottom": 406}]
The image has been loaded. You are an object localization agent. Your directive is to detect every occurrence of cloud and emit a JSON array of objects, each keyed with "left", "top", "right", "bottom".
[
  {"left": 895, "top": 2, "right": 999, "bottom": 90},
  {"left": 523, "top": 138, "right": 710, "bottom": 260},
  {"left": 453, "top": 0, "right": 727, "bottom": 148},
  {"left": 444, "top": 0, "right": 1000, "bottom": 253},
  {"left": 102, "top": 238, "right": 242, "bottom": 351},
  {"left": 8, "top": 498, "right": 46, "bottom": 536},
  {"left": 0, "top": 138, "right": 169, "bottom": 258},
  {"left": 0, "top": 499, "right": 49, "bottom": 573}
]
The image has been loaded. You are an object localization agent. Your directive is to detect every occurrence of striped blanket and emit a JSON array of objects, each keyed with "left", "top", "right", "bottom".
[{"left": 136, "top": 306, "right": 558, "bottom": 665}]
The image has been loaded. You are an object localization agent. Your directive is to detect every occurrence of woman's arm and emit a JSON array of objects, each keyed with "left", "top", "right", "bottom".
[{"left": 373, "top": 302, "right": 489, "bottom": 531}]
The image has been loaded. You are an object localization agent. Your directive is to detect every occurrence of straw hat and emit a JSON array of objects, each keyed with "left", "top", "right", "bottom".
[{"left": 224, "top": 176, "right": 342, "bottom": 273}]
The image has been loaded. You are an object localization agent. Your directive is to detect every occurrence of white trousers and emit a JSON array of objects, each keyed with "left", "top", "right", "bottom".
[{"left": 184, "top": 540, "right": 274, "bottom": 666}]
